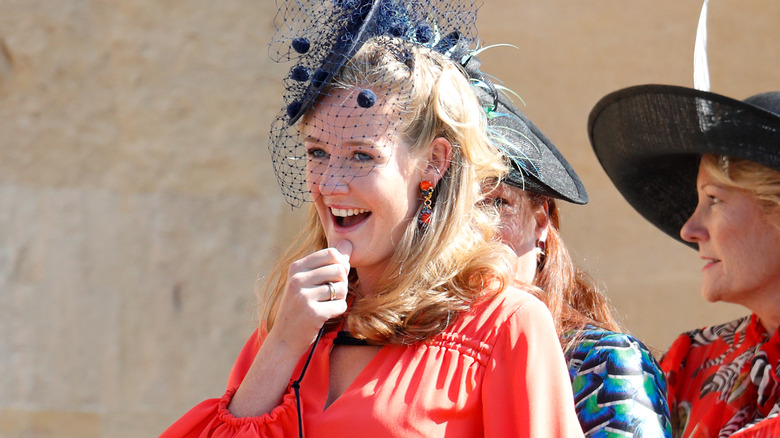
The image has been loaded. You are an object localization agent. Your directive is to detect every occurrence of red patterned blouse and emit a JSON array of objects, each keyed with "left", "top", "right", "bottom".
[{"left": 661, "top": 314, "right": 780, "bottom": 438}]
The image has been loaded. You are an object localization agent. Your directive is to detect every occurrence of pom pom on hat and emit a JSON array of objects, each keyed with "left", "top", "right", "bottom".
[
  {"left": 357, "top": 89, "right": 377, "bottom": 108},
  {"left": 312, "top": 69, "right": 329, "bottom": 88},
  {"left": 415, "top": 24, "right": 434, "bottom": 43},
  {"left": 290, "top": 65, "right": 311, "bottom": 82},
  {"left": 291, "top": 38, "right": 310, "bottom": 54},
  {"left": 286, "top": 101, "right": 302, "bottom": 119}
]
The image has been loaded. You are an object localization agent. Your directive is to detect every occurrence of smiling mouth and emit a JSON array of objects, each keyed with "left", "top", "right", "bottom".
[{"left": 331, "top": 207, "right": 371, "bottom": 228}]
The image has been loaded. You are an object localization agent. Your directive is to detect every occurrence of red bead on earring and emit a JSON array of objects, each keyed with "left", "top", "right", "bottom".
[{"left": 418, "top": 180, "right": 434, "bottom": 228}]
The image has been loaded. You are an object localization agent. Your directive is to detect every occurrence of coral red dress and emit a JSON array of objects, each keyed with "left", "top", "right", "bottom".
[
  {"left": 661, "top": 314, "right": 780, "bottom": 438},
  {"left": 162, "top": 290, "right": 584, "bottom": 437}
]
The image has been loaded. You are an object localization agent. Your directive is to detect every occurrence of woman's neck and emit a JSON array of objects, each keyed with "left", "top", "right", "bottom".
[
  {"left": 757, "top": 314, "right": 779, "bottom": 336},
  {"left": 353, "top": 266, "right": 383, "bottom": 298},
  {"left": 746, "top": 287, "right": 780, "bottom": 335}
]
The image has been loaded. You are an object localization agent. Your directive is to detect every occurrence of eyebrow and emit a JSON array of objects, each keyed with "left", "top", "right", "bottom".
[
  {"left": 302, "top": 135, "right": 319, "bottom": 145},
  {"left": 344, "top": 139, "right": 377, "bottom": 148},
  {"left": 699, "top": 182, "right": 731, "bottom": 194},
  {"left": 302, "top": 135, "right": 377, "bottom": 148}
]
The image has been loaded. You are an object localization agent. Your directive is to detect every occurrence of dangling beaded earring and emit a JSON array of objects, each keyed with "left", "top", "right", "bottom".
[{"left": 418, "top": 180, "right": 434, "bottom": 229}]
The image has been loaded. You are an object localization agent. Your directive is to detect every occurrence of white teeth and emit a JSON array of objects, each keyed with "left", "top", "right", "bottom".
[{"left": 330, "top": 207, "right": 369, "bottom": 217}]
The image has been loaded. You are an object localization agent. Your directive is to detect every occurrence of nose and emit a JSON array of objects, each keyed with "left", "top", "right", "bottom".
[
  {"left": 680, "top": 204, "right": 707, "bottom": 243},
  {"left": 312, "top": 165, "right": 349, "bottom": 197}
]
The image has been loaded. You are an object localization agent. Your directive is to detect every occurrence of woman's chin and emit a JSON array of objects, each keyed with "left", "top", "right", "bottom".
[{"left": 699, "top": 286, "right": 725, "bottom": 304}]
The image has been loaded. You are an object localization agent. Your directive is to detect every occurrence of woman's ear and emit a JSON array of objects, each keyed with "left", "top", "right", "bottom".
[
  {"left": 533, "top": 200, "right": 550, "bottom": 242},
  {"left": 423, "top": 137, "right": 453, "bottom": 185}
]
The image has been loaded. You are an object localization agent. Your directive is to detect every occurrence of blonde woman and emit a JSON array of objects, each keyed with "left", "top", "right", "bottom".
[{"left": 163, "top": 1, "right": 583, "bottom": 436}]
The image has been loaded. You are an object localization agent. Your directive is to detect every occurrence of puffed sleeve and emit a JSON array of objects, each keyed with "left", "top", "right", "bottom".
[
  {"left": 482, "top": 297, "right": 584, "bottom": 438},
  {"left": 567, "top": 332, "right": 672, "bottom": 438},
  {"left": 160, "top": 329, "right": 301, "bottom": 437}
]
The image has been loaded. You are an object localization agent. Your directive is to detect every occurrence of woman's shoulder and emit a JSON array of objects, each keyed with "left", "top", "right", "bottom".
[
  {"left": 565, "top": 327, "right": 672, "bottom": 437},
  {"left": 472, "top": 285, "right": 549, "bottom": 325},
  {"left": 675, "top": 314, "right": 752, "bottom": 348},
  {"left": 566, "top": 326, "right": 653, "bottom": 352},
  {"left": 565, "top": 326, "right": 660, "bottom": 374},
  {"left": 661, "top": 314, "right": 753, "bottom": 372},
  {"left": 495, "top": 283, "right": 545, "bottom": 306},
  {"left": 439, "top": 286, "right": 554, "bottom": 348}
]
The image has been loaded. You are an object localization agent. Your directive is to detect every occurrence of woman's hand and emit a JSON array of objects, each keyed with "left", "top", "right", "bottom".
[
  {"left": 228, "top": 240, "right": 352, "bottom": 418},
  {"left": 268, "top": 240, "right": 352, "bottom": 353}
]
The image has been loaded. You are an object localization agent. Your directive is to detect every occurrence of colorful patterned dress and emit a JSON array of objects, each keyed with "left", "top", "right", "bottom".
[
  {"left": 661, "top": 314, "right": 780, "bottom": 438},
  {"left": 564, "top": 326, "right": 672, "bottom": 437}
]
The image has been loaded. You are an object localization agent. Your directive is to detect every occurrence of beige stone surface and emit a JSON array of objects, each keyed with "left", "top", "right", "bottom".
[{"left": 0, "top": 0, "right": 778, "bottom": 436}]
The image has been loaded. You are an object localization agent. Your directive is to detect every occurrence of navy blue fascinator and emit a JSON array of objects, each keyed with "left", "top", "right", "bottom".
[
  {"left": 462, "top": 55, "right": 588, "bottom": 204},
  {"left": 268, "top": 0, "right": 482, "bottom": 207}
]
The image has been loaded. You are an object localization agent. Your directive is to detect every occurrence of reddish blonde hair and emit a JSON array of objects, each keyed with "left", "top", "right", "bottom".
[{"left": 526, "top": 194, "right": 622, "bottom": 349}]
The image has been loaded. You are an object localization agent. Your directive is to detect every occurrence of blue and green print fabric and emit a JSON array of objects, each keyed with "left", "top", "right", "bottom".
[{"left": 563, "top": 326, "right": 672, "bottom": 437}]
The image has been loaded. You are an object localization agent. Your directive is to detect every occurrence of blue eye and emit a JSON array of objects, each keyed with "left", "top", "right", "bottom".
[
  {"left": 353, "top": 151, "right": 373, "bottom": 162},
  {"left": 307, "top": 148, "right": 328, "bottom": 159}
]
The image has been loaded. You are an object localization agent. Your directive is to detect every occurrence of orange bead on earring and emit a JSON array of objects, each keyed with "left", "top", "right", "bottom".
[{"left": 418, "top": 180, "right": 434, "bottom": 228}]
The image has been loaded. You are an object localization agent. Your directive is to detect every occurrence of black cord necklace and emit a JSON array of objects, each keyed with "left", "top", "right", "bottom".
[
  {"left": 292, "top": 325, "right": 324, "bottom": 438},
  {"left": 292, "top": 284, "right": 368, "bottom": 437},
  {"left": 333, "top": 330, "right": 370, "bottom": 346},
  {"left": 291, "top": 326, "right": 371, "bottom": 438}
]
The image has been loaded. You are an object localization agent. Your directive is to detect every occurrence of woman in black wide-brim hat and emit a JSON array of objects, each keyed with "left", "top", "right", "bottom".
[{"left": 589, "top": 83, "right": 780, "bottom": 438}]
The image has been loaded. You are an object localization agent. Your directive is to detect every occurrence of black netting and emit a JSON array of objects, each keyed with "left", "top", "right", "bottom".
[{"left": 267, "top": 0, "right": 481, "bottom": 207}]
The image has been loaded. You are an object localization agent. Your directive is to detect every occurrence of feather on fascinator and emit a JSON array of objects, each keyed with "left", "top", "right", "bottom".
[
  {"left": 267, "top": 0, "right": 482, "bottom": 207},
  {"left": 461, "top": 55, "right": 588, "bottom": 204}
]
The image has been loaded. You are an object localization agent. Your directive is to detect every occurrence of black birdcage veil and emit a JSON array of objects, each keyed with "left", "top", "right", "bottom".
[{"left": 267, "top": 0, "right": 481, "bottom": 207}]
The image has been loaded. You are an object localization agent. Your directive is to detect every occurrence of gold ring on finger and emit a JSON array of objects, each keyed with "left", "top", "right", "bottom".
[{"left": 327, "top": 282, "right": 337, "bottom": 301}]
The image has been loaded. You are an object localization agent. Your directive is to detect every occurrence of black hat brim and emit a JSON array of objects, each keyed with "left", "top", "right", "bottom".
[
  {"left": 588, "top": 84, "right": 780, "bottom": 248},
  {"left": 464, "top": 57, "right": 588, "bottom": 204}
]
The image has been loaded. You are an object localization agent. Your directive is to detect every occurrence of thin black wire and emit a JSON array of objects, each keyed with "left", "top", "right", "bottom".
[
  {"left": 333, "top": 330, "right": 370, "bottom": 346},
  {"left": 291, "top": 325, "right": 325, "bottom": 438}
]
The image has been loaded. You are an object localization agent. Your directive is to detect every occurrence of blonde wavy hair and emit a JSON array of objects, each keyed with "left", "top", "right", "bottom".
[
  {"left": 701, "top": 154, "right": 780, "bottom": 224},
  {"left": 259, "top": 37, "right": 516, "bottom": 345}
]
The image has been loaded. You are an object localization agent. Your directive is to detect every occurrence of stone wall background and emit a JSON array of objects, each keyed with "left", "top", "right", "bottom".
[{"left": 0, "top": 1, "right": 777, "bottom": 436}]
